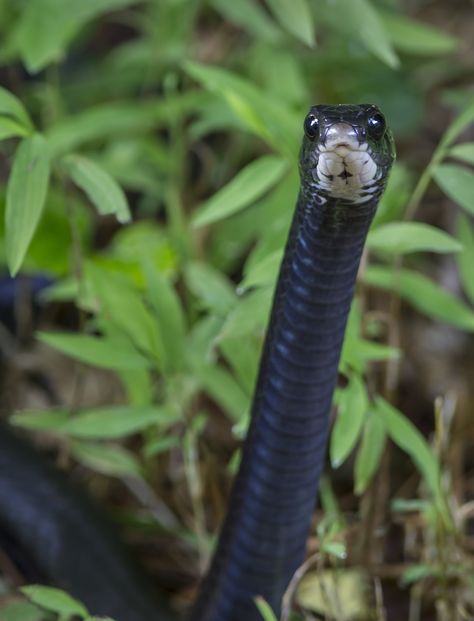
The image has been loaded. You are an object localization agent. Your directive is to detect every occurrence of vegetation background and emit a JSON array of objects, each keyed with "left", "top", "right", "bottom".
[{"left": 1, "top": 0, "right": 474, "bottom": 619}]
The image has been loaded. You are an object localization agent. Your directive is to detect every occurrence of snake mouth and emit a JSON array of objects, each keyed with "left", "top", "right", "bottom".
[{"left": 316, "top": 128, "right": 378, "bottom": 202}]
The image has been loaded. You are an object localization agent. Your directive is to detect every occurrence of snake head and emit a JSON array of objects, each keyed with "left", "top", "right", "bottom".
[{"left": 300, "top": 103, "right": 396, "bottom": 205}]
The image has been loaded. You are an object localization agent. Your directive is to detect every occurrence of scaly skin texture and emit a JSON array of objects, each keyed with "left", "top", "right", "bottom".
[
  {"left": 189, "top": 104, "right": 395, "bottom": 621},
  {"left": 0, "top": 104, "right": 394, "bottom": 621},
  {"left": 0, "top": 425, "right": 175, "bottom": 621}
]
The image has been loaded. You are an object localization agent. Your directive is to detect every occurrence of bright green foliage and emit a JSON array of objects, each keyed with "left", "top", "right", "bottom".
[
  {"left": 0, "top": 0, "right": 473, "bottom": 617},
  {"left": 21, "top": 586, "right": 88, "bottom": 619},
  {"left": 330, "top": 375, "right": 368, "bottom": 468},
  {"left": 6, "top": 134, "right": 50, "bottom": 275},
  {"left": 62, "top": 154, "right": 131, "bottom": 223},
  {"left": 254, "top": 596, "right": 279, "bottom": 621}
]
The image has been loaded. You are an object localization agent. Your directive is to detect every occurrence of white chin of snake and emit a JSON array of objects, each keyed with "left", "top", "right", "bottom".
[{"left": 316, "top": 142, "right": 378, "bottom": 204}]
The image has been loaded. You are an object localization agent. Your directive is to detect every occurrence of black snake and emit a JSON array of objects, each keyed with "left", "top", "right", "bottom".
[{"left": 0, "top": 104, "right": 395, "bottom": 621}]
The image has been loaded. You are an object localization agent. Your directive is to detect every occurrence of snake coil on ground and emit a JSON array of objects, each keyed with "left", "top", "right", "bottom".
[{"left": 0, "top": 104, "right": 395, "bottom": 621}]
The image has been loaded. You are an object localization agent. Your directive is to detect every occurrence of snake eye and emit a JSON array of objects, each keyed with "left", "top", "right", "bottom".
[
  {"left": 367, "top": 111, "right": 386, "bottom": 140},
  {"left": 304, "top": 114, "right": 319, "bottom": 140}
]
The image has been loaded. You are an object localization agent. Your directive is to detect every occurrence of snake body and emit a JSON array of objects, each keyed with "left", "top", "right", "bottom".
[{"left": 0, "top": 104, "right": 395, "bottom": 621}]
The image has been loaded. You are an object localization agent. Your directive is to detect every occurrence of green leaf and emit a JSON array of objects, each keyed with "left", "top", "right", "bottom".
[
  {"left": 0, "top": 600, "right": 43, "bottom": 621},
  {"left": 448, "top": 142, "right": 474, "bottom": 166},
  {"left": 87, "top": 264, "right": 164, "bottom": 366},
  {"left": 321, "top": 0, "right": 399, "bottom": 68},
  {"left": 37, "top": 332, "right": 151, "bottom": 370},
  {"left": 185, "top": 261, "right": 237, "bottom": 315},
  {"left": 11, "top": 409, "right": 70, "bottom": 431},
  {"left": 143, "top": 265, "right": 187, "bottom": 373},
  {"left": 254, "top": 596, "right": 279, "bottom": 621},
  {"left": 264, "top": 0, "right": 315, "bottom": 47},
  {"left": 193, "top": 155, "right": 288, "bottom": 227},
  {"left": 63, "top": 154, "right": 130, "bottom": 223},
  {"left": 12, "top": 406, "right": 176, "bottom": 439},
  {"left": 209, "top": 0, "right": 281, "bottom": 41},
  {"left": 21, "top": 586, "right": 88, "bottom": 618},
  {"left": 438, "top": 100, "right": 474, "bottom": 151},
  {"left": 433, "top": 163, "right": 474, "bottom": 215},
  {"left": 71, "top": 441, "right": 142, "bottom": 477},
  {"left": 354, "top": 411, "right": 386, "bottom": 494},
  {"left": 401, "top": 564, "right": 440, "bottom": 586},
  {"left": 240, "top": 249, "right": 282, "bottom": 290},
  {"left": 220, "top": 335, "right": 259, "bottom": 396},
  {"left": 16, "top": 0, "right": 140, "bottom": 73},
  {"left": 375, "top": 397, "right": 444, "bottom": 507},
  {"left": 61, "top": 405, "right": 177, "bottom": 439},
  {"left": 367, "top": 222, "right": 462, "bottom": 255},
  {"left": 183, "top": 61, "right": 299, "bottom": 157},
  {"left": 0, "top": 86, "right": 34, "bottom": 131},
  {"left": 190, "top": 361, "right": 250, "bottom": 422},
  {"left": 364, "top": 265, "right": 474, "bottom": 331},
  {"left": 218, "top": 287, "right": 273, "bottom": 341},
  {"left": 0, "top": 116, "right": 30, "bottom": 141},
  {"left": 5, "top": 134, "right": 50, "bottom": 276},
  {"left": 330, "top": 375, "right": 368, "bottom": 468},
  {"left": 456, "top": 213, "right": 474, "bottom": 305},
  {"left": 380, "top": 11, "right": 457, "bottom": 56}
]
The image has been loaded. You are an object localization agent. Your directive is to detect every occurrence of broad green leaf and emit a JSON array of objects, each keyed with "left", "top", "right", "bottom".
[
  {"left": 449, "top": 142, "right": 474, "bottom": 165},
  {"left": 21, "top": 586, "right": 88, "bottom": 618},
  {"left": 456, "top": 213, "right": 474, "bottom": 305},
  {"left": 193, "top": 155, "right": 288, "bottom": 227},
  {"left": 438, "top": 100, "right": 474, "bottom": 151},
  {"left": 87, "top": 264, "right": 164, "bottom": 366},
  {"left": 401, "top": 564, "right": 440, "bottom": 586},
  {"left": 364, "top": 265, "right": 474, "bottom": 331},
  {"left": 0, "top": 117, "right": 29, "bottom": 140},
  {"left": 5, "top": 134, "right": 50, "bottom": 276},
  {"left": 37, "top": 332, "right": 150, "bottom": 370},
  {"left": 209, "top": 0, "right": 281, "bottom": 41},
  {"left": 375, "top": 397, "right": 444, "bottom": 507},
  {"left": 62, "top": 405, "right": 177, "bottom": 439},
  {"left": 240, "top": 249, "right": 282, "bottom": 290},
  {"left": 143, "top": 265, "right": 186, "bottom": 373},
  {"left": 183, "top": 61, "right": 299, "bottom": 157},
  {"left": 71, "top": 441, "right": 142, "bottom": 477},
  {"left": 0, "top": 600, "right": 43, "bottom": 621},
  {"left": 320, "top": 0, "right": 399, "bottom": 68},
  {"left": 218, "top": 287, "right": 273, "bottom": 341},
  {"left": 46, "top": 102, "right": 160, "bottom": 157},
  {"left": 12, "top": 406, "right": 175, "bottom": 439},
  {"left": 185, "top": 261, "right": 237, "bottom": 315},
  {"left": 144, "top": 435, "right": 180, "bottom": 459},
  {"left": 264, "top": 0, "right": 315, "bottom": 47},
  {"left": 0, "top": 86, "right": 33, "bottom": 131},
  {"left": 220, "top": 335, "right": 259, "bottom": 396},
  {"left": 433, "top": 164, "right": 474, "bottom": 215},
  {"left": 380, "top": 11, "right": 457, "bottom": 56},
  {"left": 354, "top": 411, "right": 386, "bottom": 494},
  {"left": 367, "top": 222, "right": 462, "bottom": 255},
  {"left": 11, "top": 409, "right": 69, "bottom": 431},
  {"left": 118, "top": 368, "right": 153, "bottom": 408},
  {"left": 63, "top": 154, "right": 130, "bottom": 223},
  {"left": 191, "top": 361, "right": 249, "bottom": 422},
  {"left": 254, "top": 596, "right": 278, "bottom": 621},
  {"left": 330, "top": 375, "right": 368, "bottom": 468},
  {"left": 16, "top": 0, "right": 140, "bottom": 73}
]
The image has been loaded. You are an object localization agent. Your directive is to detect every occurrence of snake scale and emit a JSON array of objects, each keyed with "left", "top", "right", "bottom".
[{"left": 0, "top": 104, "right": 395, "bottom": 621}]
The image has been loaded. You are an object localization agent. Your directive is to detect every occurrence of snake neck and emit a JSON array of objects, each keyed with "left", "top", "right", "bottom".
[{"left": 189, "top": 187, "right": 379, "bottom": 621}]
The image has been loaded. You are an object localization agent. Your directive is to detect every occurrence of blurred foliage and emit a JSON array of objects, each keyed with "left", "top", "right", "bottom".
[{"left": 1, "top": 0, "right": 474, "bottom": 619}]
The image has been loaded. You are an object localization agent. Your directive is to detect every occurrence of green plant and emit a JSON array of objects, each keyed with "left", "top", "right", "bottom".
[{"left": 1, "top": 0, "right": 474, "bottom": 619}]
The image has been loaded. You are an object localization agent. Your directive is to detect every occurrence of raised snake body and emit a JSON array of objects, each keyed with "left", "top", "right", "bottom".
[{"left": 0, "top": 104, "right": 395, "bottom": 621}]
